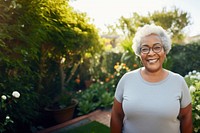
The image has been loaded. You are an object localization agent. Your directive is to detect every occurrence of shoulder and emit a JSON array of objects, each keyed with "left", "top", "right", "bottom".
[
  {"left": 118, "top": 68, "right": 140, "bottom": 84},
  {"left": 168, "top": 71, "right": 188, "bottom": 89},
  {"left": 122, "top": 68, "right": 140, "bottom": 79},
  {"left": 168, "top": 70, "right": 185, "bottom": 81}
]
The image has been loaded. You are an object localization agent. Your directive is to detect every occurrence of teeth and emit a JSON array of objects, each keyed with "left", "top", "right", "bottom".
[{"left": 148, "top": 59, "right": 157, "bottom": 63}]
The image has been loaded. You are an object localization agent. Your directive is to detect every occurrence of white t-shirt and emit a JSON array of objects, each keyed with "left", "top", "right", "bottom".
[{"left": 115, "top": 68, "right": 191, "bottom": 133}]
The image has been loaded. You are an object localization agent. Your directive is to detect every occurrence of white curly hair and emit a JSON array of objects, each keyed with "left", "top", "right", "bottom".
[{"left": 132, "top": 24, "right": 171, "bottom": 56}]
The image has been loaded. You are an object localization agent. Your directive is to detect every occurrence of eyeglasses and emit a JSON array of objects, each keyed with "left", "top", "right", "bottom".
[{"left": 140, "top": 45, "right": 163, "bottom": 54}]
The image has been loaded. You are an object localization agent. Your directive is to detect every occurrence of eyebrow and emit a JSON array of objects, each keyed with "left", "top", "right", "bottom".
[{"left": 141, "top": 42, "right": 162, "bottom": 47}]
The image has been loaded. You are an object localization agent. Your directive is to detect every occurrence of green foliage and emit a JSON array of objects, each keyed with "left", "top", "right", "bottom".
[
  {"left": 150, "top": 7, "right": 190, "bottom": 43},
  {"left": 0, "top": 0, "right": 101, "bottom": 132},
  {"left": 184, "top": 71, "right": 200, "bottom": 133},
  {"left": 79, "top": 51, "right": 122, "bottom": 83},
  {"left": 100, "top": 92, "right": 114, "bottom": 108},
  {"left": 117, "top": 7, "right": 190, "bottom": 43},
  {"left": 76, "top": 83, "right": 102, "bottom": 115},
  {"left": 46, "top": 90, "right": 75, "bottom": 110},
  {"left": 0, "top": 0, "right": 42, "bottom": 130},
  {"left": 118, "top": 12, "right": 150, "bottom": 37},
  {"left": 120, "top": 37, "right": 141, "bottom": 69},
  {"left": 76, "top": 80, "right": 115, "bottom": 115},
  {"left": 167, "top": 42, "right": 200, "bottom": 76},
  {"left": 77, "top": 62, "right": 131, "bottom": 116}
]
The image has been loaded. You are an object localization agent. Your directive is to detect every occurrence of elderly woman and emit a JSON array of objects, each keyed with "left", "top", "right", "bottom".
[{"left": 110, "top": 24, "right": 193, "bottom": 133}]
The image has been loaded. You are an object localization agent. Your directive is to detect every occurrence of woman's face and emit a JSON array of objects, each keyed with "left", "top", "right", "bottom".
[{"left": 140, "top": 34, "right": 166, "bottom": 73}]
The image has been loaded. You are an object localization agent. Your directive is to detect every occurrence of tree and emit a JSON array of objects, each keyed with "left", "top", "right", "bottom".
[
  {"left": 0, "top": 0, "right": 101, "bottom": 131},
  {"left": 150, "top": 7, "right": 190, "bottom": 43},
  {"left": 117, "top": 7, "right": 191, "bottom": 43},
  {"left": 118, "top": 12, "right": 150, "bottom": 37}
]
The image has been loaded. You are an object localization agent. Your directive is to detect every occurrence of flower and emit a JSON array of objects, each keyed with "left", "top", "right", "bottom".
[
  {"left": 110, "top": 75, "right": 114, "bottom": 79},
  {"left": 12, "top": 91, "right": 20, "bottom": 98},
  {"left": 188, "top": 71, "right": 192, "bottom": 75},
  {"left": 197, "top": 74, "right": 200, "bottom": 80},
  {"left": 196, "top": 105, "right": 200, "bottom": 111},
  {"left": 100, "top": 81, "right": 104, "bottom": 85},
  {"left": 192, "top": 70, "right": 197, "bottom": 74},
  {"left": 75, "top": 78, "right": 81, "bottom": 84},
  {"left": 133, "top": 63, "right": 138, "bottom": 68},
  {"left": 105, "top": 78, "right": 110, "bottom": 82},
  {"left": 185, "top": 70, "right": 200, "bottom": 133},
  {"left": 6, "top": 116, "right": 10, "bottom": 120},
  {"left": 1, "top": 95, "right": 7, "bottom": 100},
  {"left": 189, "top": 85, "right": 196, "bottom": 93},
  {"left": 195, "top": 114, "right": 200, "bottom": 120}
]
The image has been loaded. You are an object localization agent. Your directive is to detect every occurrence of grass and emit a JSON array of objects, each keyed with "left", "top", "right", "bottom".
[{"left": 66, "top": 121, "right": 110, "bottom": 133}]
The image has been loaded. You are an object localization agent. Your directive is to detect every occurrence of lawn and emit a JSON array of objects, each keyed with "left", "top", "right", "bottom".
[{"left": 65, "top": 121, "right": 110, "bottom": 133}]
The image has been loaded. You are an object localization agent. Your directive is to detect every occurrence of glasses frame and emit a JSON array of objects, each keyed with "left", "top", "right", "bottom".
[{"left": 140, "top": 44, "right": 163, "bottom": 54}]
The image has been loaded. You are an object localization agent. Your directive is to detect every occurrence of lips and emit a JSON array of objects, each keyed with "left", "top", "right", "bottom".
[{"left": 147, "top": 59, "right": 158, "bottom": 64}]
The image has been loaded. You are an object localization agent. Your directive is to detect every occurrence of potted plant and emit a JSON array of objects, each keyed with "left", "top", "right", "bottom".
[{"left": 45, "top": 89, "right": 78, "bottom": 124}]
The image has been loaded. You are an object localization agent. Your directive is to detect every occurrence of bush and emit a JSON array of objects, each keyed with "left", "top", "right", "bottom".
[
  {"left": 185, "top": 70, "right": 200, "bottom": 133},
  {"left": 76, "top": 82, "right": 114, "bottom": 115},
  {"left": 168, "top": 42, "right": 200, "bottom": 76},
  {"left": 76, "top": 62, "right": 131, "bottom": 115},
  {"left": 0, "top": 91, "right": 20, "bottom": 132}
]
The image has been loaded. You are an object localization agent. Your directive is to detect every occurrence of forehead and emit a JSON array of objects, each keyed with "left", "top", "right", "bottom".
[{"left": 141, "top": 34, "right": 162, "bottom": 46}]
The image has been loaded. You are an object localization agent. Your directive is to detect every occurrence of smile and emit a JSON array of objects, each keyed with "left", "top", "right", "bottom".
[{"left": 147, "top": 59, "right": 158, "bottom": 64}]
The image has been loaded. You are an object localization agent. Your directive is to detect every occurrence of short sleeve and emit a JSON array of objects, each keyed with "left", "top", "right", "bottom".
[
  {"left": 180, "top": 77, "right": 192, "bottom": 108},
  {"left": 114, "top": 74, "right": 126, "bottom": 103}
]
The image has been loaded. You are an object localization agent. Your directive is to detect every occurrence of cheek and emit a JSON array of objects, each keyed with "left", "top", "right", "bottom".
[
  {"left": 160, "top": 53, "right": 166, "bottom": 63},
  {"left": 162, "top": 52, "right": 166, "bottom": 59},
  {"left": 139, "top": 55, "right": 145, "bottom": 61},
  {"left": 139, "top": 55, "right": 147, "bottom": 65}
]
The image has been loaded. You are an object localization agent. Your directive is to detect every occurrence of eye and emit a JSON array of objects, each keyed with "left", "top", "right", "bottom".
[
  {"left": 153, "top": 45, "right": 162, "bottom": 52},
  {"left": 141, "top": 47, "right": 149, "bottom": 53}
]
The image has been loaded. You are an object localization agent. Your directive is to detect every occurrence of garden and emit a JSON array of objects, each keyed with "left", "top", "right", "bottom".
[{"left": 0, "top": 0, "right": 200, "bottom": 133}]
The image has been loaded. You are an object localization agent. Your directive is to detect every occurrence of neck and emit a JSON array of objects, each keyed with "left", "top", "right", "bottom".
[
  {"left": 143, "top": 67, "right": 164, "bottom": 75},
  {"left": 140, "top": 67, "right": 168, "bottom": 82}
]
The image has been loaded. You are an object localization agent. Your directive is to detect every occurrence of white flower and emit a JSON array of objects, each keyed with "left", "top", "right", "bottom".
[
  {"left": 196, "top": 105, "right": 200, "bottom": 111},
  {"left": 196, "top": 97, "right": 199, "bottom": 101},
  {"left": 1, "top": 95, "right": 7, "bottom": 100},
  {"left": 188, "top": 72, "right": 192, "bottom": 75},
  {"left": 195, "top": 114, "right": 200, "bottom": 120},
  {"left": 185, "top": 75, "right": 189, "bottom": 78},
  {"left": 197, "top": 74, "right": 200, "bottom": 80},
  {"left": 192, "top": 70, "right": 197, "bottom": 74},
  {"left": 189, "top": 85, "right": 196, "bottom": 93},
  {"left": 12, "top": 91, "right": 20, "bottom": 98},
  {"left": 190, "top": 75, "right": 196, "bottom": 79},
  {"left": 60, "top": 58, "right": 65, "bottom": 64},
  {"left": 6, "top": 116, "right": 10, "bottom": 120},
  {"left": 197, "top": 72, "right": 200, "bottom": 75}
]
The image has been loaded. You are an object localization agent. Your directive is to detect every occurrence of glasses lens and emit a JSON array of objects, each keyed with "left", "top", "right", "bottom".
[
  {"left": 141, "top": 47, "right": 149, "bottom": 54},
  {"left": 153, "top": 45, "right": 162, "bottom": 53}
]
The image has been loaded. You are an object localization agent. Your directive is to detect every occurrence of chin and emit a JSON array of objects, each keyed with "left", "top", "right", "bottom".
[{"left": 145, "top": 64, "right": 162, "bottom": 73}]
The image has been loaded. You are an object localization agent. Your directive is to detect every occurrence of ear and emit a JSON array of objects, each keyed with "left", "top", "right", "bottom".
[
  {"left": 164, "top": 53, "right": 166, "bottom": 58},
  {"left": 163, "top": 53, "right": 167, "bottom": 63},
  {"left": 138, "top": 56, "right": 143, "bottom": 66}
]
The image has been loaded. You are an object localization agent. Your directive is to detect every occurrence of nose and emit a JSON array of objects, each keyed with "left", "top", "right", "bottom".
[{"left": 148, "top": 48, "right": 155, "bottom": 55}]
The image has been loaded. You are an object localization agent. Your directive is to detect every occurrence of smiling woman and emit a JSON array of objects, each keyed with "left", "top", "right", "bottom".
[
  {"left": 140, "top": 34, "right": 166, "bottom": 75},
  {"left": 110, "top": 24, "right": 193, "bottom": 133}
]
